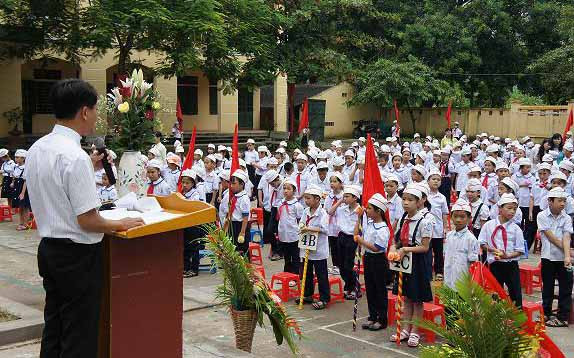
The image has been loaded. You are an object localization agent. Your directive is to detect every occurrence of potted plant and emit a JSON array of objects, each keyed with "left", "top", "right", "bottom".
[
  {"left": 417, "top": 274, "right": 544, "bottom": 358},
  {"left": 3, "top": 107, "right": 23, "bottom": 136},
  {"left": 100, "top": 68, "right": 163, "bottom": 197},
  {"left": 203, "top": 225, "right": 302, "bottom": 353}
]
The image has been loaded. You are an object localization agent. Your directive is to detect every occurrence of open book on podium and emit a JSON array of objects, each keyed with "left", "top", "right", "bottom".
[{"left": 98, "top": 193, "right": 216, "bottom": 358}]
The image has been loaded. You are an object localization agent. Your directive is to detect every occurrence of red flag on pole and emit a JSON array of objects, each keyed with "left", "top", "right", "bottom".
[
  {"left": 177, "top": 126, "right": 196, "bottom": 192},
  {"left": 298, "top": 98, "right": 309, "bottom": 134},
  {"left": 563, "top": 109, "right": 573, "bottom": 141},
  {"left": 393, "top": 99, "right": 400, "bottom": 130},
  {"left": 362, "top": 134, "right": 394, "bottom": 253},
  {"left": 230, "top": 124, "right": 239, "bottom": 177},
  {"left": 445, "top": 101, "right": 452, "bottom": 129},
  {"left": 176, "top": 99, "right": 184, "bottom": 132}
]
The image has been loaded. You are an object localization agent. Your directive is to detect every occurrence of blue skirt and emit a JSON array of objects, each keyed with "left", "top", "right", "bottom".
[{"left": 392, "top": 251, "right": 433, "bottom": 303}]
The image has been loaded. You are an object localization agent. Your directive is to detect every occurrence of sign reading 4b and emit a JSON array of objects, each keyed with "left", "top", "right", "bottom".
[
  {"left": 298, "top": 231, "right": 319, "bottom": 251},
  {"left": 389, "top": 252, "right": 413, "bottom": 274}
]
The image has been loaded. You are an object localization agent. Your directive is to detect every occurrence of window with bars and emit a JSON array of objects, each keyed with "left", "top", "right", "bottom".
[
  {"left": 25, "top": 70, "right": 63, "bottom": 114},
  {"left": 209, "top": 79, "right": 218, "bottom": 115},
  {"left": 177, "top": 76, "right": 198, "bottom": 115}
]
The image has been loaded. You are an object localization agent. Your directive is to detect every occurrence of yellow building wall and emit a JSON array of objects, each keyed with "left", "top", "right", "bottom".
[
  {"left": 310, "top": 82, "right": 378, "bottom": 138},
  {"left": 0, "top": 60, "right": 22, "bottom": 135}
]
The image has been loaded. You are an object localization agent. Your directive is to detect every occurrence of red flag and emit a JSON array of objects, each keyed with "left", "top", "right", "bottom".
[
  {"left": 445, "top": 101, "right": 452, "bottom": 129},
  {"left": 230, "top": 124, "right": 239, "bottom": 177},
  {"left": 298, "top": 98, "right": 309, "bottom": 134},
  {"left": 362, "top": 134, "right": 394, "bottom": 253},
  {"left": 393, "top": 99, "right": 400, "bottom": 130},
  {"left": 176, "top": 99, "right": 184, "bottom": 132},
  {"left": 177, "top": 126, "right": 196, "bottom": 192},
  {"left": 563, "top": 109, "right": 573, "bottom": 141}
]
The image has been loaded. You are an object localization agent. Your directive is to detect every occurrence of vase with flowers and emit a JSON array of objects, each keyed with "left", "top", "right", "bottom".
[{"left": 101, "top": 68, "right": 163, "bottom": 197}]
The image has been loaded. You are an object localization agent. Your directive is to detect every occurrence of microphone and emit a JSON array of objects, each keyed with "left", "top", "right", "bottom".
[{"left": 94, "top": 137, "right": 116, "bottom": 186}]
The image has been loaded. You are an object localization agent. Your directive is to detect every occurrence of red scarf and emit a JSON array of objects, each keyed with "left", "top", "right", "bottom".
[
  {"left": 296, "top": 173, "right": 301, "bottom": 194},
  {"left": 399, "top": 219, "right": 411, "bottom": 246},
  {"left": 490, "top": 224, "right": 508, "bottom": 252},
  {"left": 277, "top": 200, "right": 289, "bottom": 220},
  {"left": 147, "top": 182, "right": 155, "bottom": 195},
  {"left": 440, "top": 161, "right": 447, "bottom": 176},
  {"left": 482, "top": 174, "right": 489, "bottom": 188},
  {"left": 228, "top": 196, "right": 238, "bottom": 220},
  {"left": 329, "top": 196, "right": 338, "bottom": 224}
]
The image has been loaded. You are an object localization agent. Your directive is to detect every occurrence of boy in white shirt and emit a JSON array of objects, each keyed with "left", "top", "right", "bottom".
[
  {"left": 453, "top": 147, "right": 472, "bottom": 196},
  {"left": 336, "top": 185, "right": 362, "bottom": 299},
  {"left": 146, "top": 159, "right": 172, "bottom": 196},
  {"left": 291, "top": 154, "right": 311, "bottom": 202},
  {"left": 537, "top": 187, "right": 573, "bottom": 327},
  {"left": 479, "top": 193, "right": 525, "bottom": 308},
  {"left": 511, "top": 158, "right": 535, "bottom": 248},
  {"left": 426, "top": 169, "right": 449, "bottom": 280},
  {"left": 444, "top": 199, "right": 480, "bottom": 290},
  {"left": 466, "top": 178, "right": 490, "bottom": 238},
  {"left": 277, "top": 178, "right": 303, "bottom": 274}
]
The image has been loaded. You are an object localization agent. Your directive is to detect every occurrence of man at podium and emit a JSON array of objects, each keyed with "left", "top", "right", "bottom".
[{"left": 26, "top": 79, "right": 145, "bottom": 358}]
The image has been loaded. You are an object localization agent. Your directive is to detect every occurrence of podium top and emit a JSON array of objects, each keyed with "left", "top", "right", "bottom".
[{"left": 108, "top": 193, "right": 216, "bottom": 239}]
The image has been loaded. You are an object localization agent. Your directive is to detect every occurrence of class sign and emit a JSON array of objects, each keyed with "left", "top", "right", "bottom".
[
  {"left": 389, "top": 252, "right": 413, "bottom": 274},
  {"left": 298, "top": 231, "right": 319, "bottom": 251}
]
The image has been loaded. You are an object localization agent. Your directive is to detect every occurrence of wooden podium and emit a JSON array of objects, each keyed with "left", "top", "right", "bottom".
[{"left": 98, "top": 193, "right": 216, "bottom": 358}]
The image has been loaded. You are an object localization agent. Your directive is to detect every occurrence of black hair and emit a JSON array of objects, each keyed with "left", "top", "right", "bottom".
[
  {"left": 452, "top": 210, "right": 471, "bottom": 218},
  {"left": 155, "top": 131, "right": 163, "bottom": 138},
  {"left": 550, "top": 133, "right": 563, "bottom": 152},
  {"left": 49, "top": 79, "right": 98, "bottom": 119},
  {"left": 537, "top": 138, "right": 552, "bottom": 162},
  {"left": 283, "top": 162, "right": 294, "bottom": 172},
  {"left": 422, "top": 196, "right": 432, "bottom": 211},
  {"left": 501, "top": 183, "right": 515, "bottom": 195},
  {"left": 318, "top": 167, "right": 328, "bottom": 172}
]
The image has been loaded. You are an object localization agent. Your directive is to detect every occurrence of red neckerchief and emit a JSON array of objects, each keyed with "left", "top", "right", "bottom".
[
  {"left": 399, "top": 218, "right": 411, "bottom": 246},
  {"left": 228, "top": 195, "right": 238, "bottom": 220},
  {"left": 329, "top": 196, "right": 339, "bottom": 224},
  {"left": 539, "top": 181, "right": 547, "bottom": 188},
  {"left": 147, "top": 182, "right": 155, "bottom": 195},
  {"left": 270, "top": 185, "right": 276, "bottom": 205},
  {"left": 440, "top": 161, "right": 447, "bottom": 176},
  {"left": 490, "top": 222, "right": 508, "bottom": 252},
  {"left": 482, "top": 174, "right": 489, "bottom": 188},
  {"left": 296, "top": 173, "right": 301, "bottom": 194},
  {"left": 277, "top": 200, "right": 290, "bottom": 220}
]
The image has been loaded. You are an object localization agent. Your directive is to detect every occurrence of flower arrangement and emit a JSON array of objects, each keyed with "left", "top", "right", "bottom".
[
  {"left": 102, "top": 68, "right": 163, "bottom": 153},
  {"left": 203, "top": 225, "right": 302, "bottom": 354}
]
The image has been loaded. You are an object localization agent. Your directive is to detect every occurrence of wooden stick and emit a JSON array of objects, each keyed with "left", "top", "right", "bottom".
[
  {"left": 298, "top": 249, "right": 310, "bottom": 310},
  {"left": 352, "top": 246, "right": 362, "bottom": 331},
  {"left": 396, "top": 270, "right": 404, "bottom": 346}
]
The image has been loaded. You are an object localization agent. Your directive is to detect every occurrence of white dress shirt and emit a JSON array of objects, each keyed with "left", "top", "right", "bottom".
[
  {"left": 478, "top": 218, "right": 525, "bottom": 263},
  {"left": 537, "top": 208, "right": 573, "bottom": 261},
  {"left": 26, "top": 125, "right": 102, "bottom": 244},
  {"left": 444, "top": 228, "right": 480, "bottom": 289}
]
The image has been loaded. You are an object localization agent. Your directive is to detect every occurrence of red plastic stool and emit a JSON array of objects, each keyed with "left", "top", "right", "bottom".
[
  {"left": 250, "top": 207, "right": 264, "bottom": 226},
  {"left": 421, "top": 303, "right": 446, "bottom": 343},
  {"left": 253, "top": 265, "right": 266, "bottom": 280},
  {"left": 433, "top": 295, "right": 444, "bottom": 307},
  {"left": 522, "top": 301, "right": 545, "bottom": 328},
  {"left": 387, "top": 292, "right": 397, "bottom": 326},
  {"left": 312, "top": 276, "right": 345, "bottom": 305},
  {"left": 0, "top": 205, "right": 13, "bottom": 222},
  {"left": 270, "top": 272, "right": 300, "bottom": 302},
  {"left": 248, "top": 242, "right": 263, "bottom": 265},
  {"left": 520, "top": 263, "right": 542, "bottom": 295}
]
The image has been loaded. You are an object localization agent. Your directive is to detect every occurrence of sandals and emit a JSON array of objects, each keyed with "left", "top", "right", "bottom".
[
  {"left": 344, "top": 291, "right": 362, "bottom": 300},
  {"left": 546, "top": 317, "right": 569, "bottom": 327},
  {"left": 369, "top": 322, "right": 385, "bottom": 331},
  {"left": 407, "top": 333, "right": 421, "bottom": 347},
  {"left": 183, "top": 270, "right": 198, "bottom": 278},
  {"left": 361, "top": 321, "right": 375, "bottom": 330},
  {"left": 312, "top": 300, "right": 328, "bottom": 310},
  {"left": 16, "top": 224, "right": 27, "bottom": 231},
  {"left": 390, "top": 329, "right": 410, "bottom": 342}
]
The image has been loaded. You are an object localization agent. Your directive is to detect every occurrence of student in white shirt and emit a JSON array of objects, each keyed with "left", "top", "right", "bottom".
[
  {"left": 426, "top": 170, "right": 449, "bottom": 280},
  {"left": 384, "top": 174, "right": 404, "bottom": 232},
  {"left": 146, "top": 159, "right": 172, "bottom": 196},
  {"left": 453, "top": 147, "right": 472, "bottom": 195},
  {"left": 218, "top": 170, "right": 230, "bottom": 226},
  {"left": 244, "top": 138, "right": 258, "bottom": 184},
  {"left": 443, "top": 199, "right": 480, "bottom": 290},
  {"left": 277, "top": 179, "right": 304, "bottom": 275},
  {"left": 336, "top": 185, "right": 362, "bottom": 299},
  {"left": 0, "top": 149, "right": 15, "bottom": 205},
  {"left": 410, "top": 134, "right": 423, "bottom": 157},
  {"left": 180, "top": 169, "right": 206, "bottom": 277},
  {"left": 511, "top": 158, "right": 535, "bottom": 248},
  {"left": 259, "top": 170, "right": 283, "bottom": 260},
  {"left": 192, "top": 149, "right": 205, "bottom": 173},
  {"left": 325, "top": 172, "right": 344, "bottom": 274},
  {"left": 253, "top": 146, "right": 270, "bottom": 199},
  {"left": 537, "top": 188, "right": 573, "bottom": 327},
  {"left": 310, "top": 162, "right": 330, "bottom": 196},
  {"left": 163, "top": 154, "right": 182, "bottom": 192},
  {"left": 98, "top": 173, "right": 118, "bottom": 206},
  {"left": 202, "top": 155, "right": 219, "bottom": 206},
  {"left": 291, "top": 154, "right": 311, "bottom": 202},
  {"left": 298, "top": 185, "right": 330, "bottom": 310},
  {"left": 479, "top": 193, "right": 525, "bottom": 308},
  {"left": 355, "top": 193, "right": 391, "bottom": 331},
  {"left": 389, "top": 152, "right": 408, "bottom": 187},
  {"left": 490, "top": 177, "right": 522, "bottom": 225},
  {"left": 223, "top": 170, "right": 251, "bottom": 254}
]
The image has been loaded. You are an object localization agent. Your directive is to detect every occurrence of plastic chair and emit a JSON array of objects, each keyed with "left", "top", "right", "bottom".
[
  {"left": 522, "top": 300, "right": 544, "bottom": 328},
  {"left": 250, "top": 227, "right": 264, "bottom": 247},
  {"left": 421, "top": 303, "right": 446, "bottom": 343},
  {"left": 387, "top": 292, "right": 397, "bottom": 326},
  {"left": 312, "top": 276, "right": 345, "bottom": 305},
  {"left": 248, "top": 242, "right": 263, "bottom": 265},
  {"left": 253, "top": 264, "right": 266, "bottom": 280},
  {"left": 270, "top": 272, "right": 300, "bottom": 302},
  {"left": 0, "top": 205, "right": 13, "bottom": 222},
  {"left": 520, "top": 262, "right": 542, "bottom": 295}
]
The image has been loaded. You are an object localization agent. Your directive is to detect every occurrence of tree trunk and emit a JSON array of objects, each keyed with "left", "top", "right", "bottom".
[{"left": 409, "top": 109, "right": 416, "bottom": 137}]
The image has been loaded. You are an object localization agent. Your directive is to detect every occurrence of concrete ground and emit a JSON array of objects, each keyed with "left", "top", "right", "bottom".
[{"left": 0, "top": 219, "right": 573, "bottom": 357}]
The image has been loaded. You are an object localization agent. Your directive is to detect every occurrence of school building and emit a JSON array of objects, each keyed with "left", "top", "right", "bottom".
[{"left": 0, "top": 51, "right": 379, "bottom": 145}]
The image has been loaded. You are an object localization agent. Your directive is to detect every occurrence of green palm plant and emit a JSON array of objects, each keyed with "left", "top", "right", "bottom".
[
  {"left": 417, "top": 274, "right": 540, "bottom": 358},
  {"left": 202, "top": 225, "right": 302, "bottom": 354}
]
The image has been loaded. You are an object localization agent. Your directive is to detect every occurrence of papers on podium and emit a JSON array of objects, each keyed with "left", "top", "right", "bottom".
[{"left": 100, "top": 193, "right": 183, "bottom": 225}]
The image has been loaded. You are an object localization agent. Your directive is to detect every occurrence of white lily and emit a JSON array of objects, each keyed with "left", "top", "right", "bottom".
[
  {"left": 108, "top": 87, "right": 123, "bottom": 105},
  {"left": 140, "top": 81, "right": 153, "bottom": 94}
]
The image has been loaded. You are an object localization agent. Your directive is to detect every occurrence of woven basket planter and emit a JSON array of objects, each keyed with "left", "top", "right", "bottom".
[{"left": 230, "top": 307, "right": 258, "bottom": 352}]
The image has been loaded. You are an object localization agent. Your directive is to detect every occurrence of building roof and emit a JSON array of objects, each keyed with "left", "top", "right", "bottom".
[{"left": 260, "top": 84, "right": 335, "bottom": 108}]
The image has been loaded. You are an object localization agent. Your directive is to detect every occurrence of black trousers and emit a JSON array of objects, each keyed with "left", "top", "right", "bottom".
[
  {"left": 364, "top": 253, "right": 388, "bottom": 324},
  {"left": 301, "top": 258, "right": 330, "bottom": 303},
  {"left": 328, "top": 235, "right": 340, "bottom": 268},
  {"left": 489, "top": 261, "right": 522, "bottom": 308},
  {"left": 431, "top": 237, "right": 444, "bottom": 275},
  {"left": 280, "top": 241, "right": 300, "bottom": 274},
  {"left": 229, "top": 220, "right": 250, "bottom": 254},
  {"left": 254, "top": 174, "right": 263, "bottom": 204},
  {"left": 184, "top": 226, "right": 204, "bottom": 272},
  {"left": 338, "top": 232, "right": 358, "bottom": 292},
  {"left": 37, "top": 238, "right": 103, "bottom": 358},
  {"left": 541, "top": 258, "right": 573, "bottom": 321},
  {"left": 264, "top": 208, "right": 280, "bottom": 255},
  {"left": 520, "top": 206, "right": 537, "bottom": 250}
]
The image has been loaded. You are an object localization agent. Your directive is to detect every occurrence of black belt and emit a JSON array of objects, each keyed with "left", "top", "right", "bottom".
[
  {"left": 364, "top": 252, "right": 386, "bottom": 256},
  {"left": 42, "top": 237, "right": 101, "bottom": 245}
]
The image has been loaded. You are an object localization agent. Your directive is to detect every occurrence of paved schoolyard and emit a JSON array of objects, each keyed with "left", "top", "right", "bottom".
[{"left": 0, "top": 219, "right": 573, "bottom": 357}]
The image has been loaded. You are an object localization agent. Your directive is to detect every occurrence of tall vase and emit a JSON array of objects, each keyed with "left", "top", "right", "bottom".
[{"left": 117, "top": 151, "right": 147, "bottom": 198}]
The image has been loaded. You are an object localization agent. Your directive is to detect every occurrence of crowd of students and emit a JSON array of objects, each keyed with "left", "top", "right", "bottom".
[{"left": 2, "top": 125, "right": 574, "bottom": 345}]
